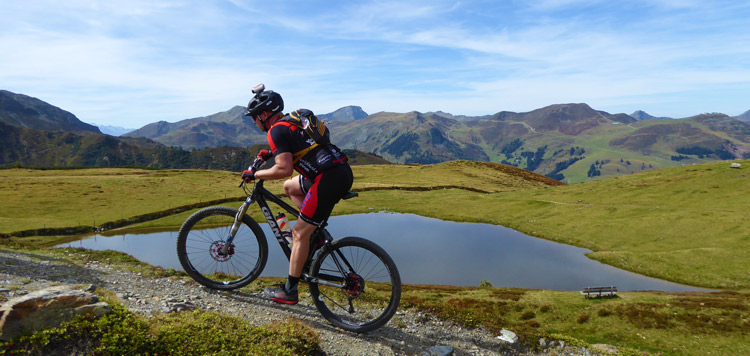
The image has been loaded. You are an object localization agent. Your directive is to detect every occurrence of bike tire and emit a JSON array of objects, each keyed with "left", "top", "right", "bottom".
[
  {"left": 177, "top": 206, "right": 268, "bottom": 290},
  {"left": 308, "top": 236, "right": 401, "bottom": 333}
]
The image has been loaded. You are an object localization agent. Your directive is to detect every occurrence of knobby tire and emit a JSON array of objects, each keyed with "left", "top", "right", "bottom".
[
  {"left": 308, "top": 237, "right": 401, "bottom": 333},
  {"left": 176, "top": 206, "right": 268, "bottom": 290}
]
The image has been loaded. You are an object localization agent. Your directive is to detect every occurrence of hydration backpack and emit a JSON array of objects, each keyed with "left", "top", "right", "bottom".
[{"left": 281, "top": 109, "right": 330, "bottom": 145}]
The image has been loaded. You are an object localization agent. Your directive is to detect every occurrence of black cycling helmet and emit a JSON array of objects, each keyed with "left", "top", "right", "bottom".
[{"left": 245, "top": 88, "right": 284, "bottom": 119}]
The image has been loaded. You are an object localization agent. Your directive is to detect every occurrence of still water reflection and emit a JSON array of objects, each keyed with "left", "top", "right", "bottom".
[{"left": 57, "top": 212, "right": 708, "bottom": 292}]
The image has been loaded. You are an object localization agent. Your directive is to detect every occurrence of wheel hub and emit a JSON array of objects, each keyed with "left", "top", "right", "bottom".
[
  {"left": 209, "top": 241, "right": 234, "bottom": 262},
  {"left": 345, "top": 272, "right": 365, "bottom": 297}
]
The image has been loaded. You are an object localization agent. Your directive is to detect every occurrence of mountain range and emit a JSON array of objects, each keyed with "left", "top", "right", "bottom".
[
  {"left": 122, "top": 105, "right": 370, "bottom": 149},
  {"left": 95, "top": 124, "right": 136, "bottom": 136},
  {"left": 2, "top": 89, "right": 749, "bottom": 182}
]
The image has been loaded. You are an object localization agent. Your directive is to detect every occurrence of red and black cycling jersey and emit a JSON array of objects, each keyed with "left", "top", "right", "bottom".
[{"left": 267, "top": 118, "right": 348, "bottom": 180}]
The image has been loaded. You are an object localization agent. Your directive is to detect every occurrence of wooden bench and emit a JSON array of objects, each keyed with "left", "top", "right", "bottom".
[{"left": 581, "top": 286, "right": 617, "bottom": 299}]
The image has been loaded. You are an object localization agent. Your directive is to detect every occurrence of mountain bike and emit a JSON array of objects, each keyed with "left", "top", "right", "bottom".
[{"left": 176, "top": 175, "right": 401, "bottom": 333}]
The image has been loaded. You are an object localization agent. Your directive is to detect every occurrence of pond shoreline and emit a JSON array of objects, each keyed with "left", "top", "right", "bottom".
[{"left": 56, "top": 212, "right": 713, "bottom": 293}]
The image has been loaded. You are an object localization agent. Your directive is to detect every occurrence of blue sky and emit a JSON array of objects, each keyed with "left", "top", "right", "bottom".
[{"left": 2, "top": 1, "right": 749, "bottom": 128}]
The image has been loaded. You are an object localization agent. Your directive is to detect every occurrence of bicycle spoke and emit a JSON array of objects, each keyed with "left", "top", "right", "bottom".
[
  {"left": 309, "top": 237, "right": 401, "bottom": 332},
  {"left": 177, "top": 206, "right": 267, "bottom": 290}
]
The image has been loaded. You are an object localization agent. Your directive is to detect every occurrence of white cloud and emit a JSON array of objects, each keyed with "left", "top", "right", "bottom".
[{"left": 1, "top": 0, "right": 749, "bottom": 126}]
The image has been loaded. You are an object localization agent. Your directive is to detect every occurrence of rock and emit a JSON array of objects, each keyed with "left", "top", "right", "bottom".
[
  {"left": 497, "top": 329, "right": 518, "bottom": 344},
  {"left": 539, "top": 337, "right": 547, "bottom": 348},
  {"left": 592, "top": 344, "right": 619, "bottom": 353},
  {"left": 423, "top": 345, "right": 454, "bottom": 356},
  {"left": 170, "top": 301, "right": 198, "bottom": 312},
  {"left": 0, "top": 286, "right": 112, "bottom": 341},
  {"left": 74, "top": 302, "right": 111, "bottom": 317}
]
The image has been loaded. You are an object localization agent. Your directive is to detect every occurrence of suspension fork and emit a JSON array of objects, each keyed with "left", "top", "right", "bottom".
[{"left": 220, "top": 197, "right": 252, "bottom": 255}]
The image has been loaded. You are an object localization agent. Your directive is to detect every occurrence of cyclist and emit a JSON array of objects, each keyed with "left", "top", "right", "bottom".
[{"left": 241, "top": 85, "right": 353, "bottom": 305}]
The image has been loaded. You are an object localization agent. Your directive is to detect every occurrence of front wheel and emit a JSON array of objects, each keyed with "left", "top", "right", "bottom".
[
  {"left": 308, "top": 237, "right": 401, "bottom": 333},
  {"left": 177, "top": 206, "right": 268, "bottom": 290}
]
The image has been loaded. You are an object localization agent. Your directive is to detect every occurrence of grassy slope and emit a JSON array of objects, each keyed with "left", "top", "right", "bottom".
[
  {"left": 0, "top": 162, "right": 558, "bottom": 234},
  {"left": 0, "top": 168, "right": 253, "bottom": 233},
  {"left": 341, "top": 160, "right": 749, "bottom": 289},
  {"left": 1, "top": 161, "right": 747, "bottom": 288},
  {"left": 2, "top": 162, "right": 749, "bottom": 355},
  {"left": 453, "top": 114, "right": 747, "bottom": 183}
]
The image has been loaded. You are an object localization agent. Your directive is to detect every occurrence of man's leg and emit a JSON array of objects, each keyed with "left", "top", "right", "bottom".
[
  {"left": 266, "top": 178, "right": 314, "bottom": 304},
  {"left": 283, "top": 177, "right": 305, "bottom": 208},
  {"left": 264, "top": 212, "right": 316, "bottom": 304},
  {"left": 289, "top": 219, "right": 317, "bottom": 277}
]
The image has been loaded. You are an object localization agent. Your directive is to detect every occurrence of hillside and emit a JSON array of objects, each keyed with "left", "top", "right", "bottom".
[
  {"left": 0, "top": 90, "right": 100, "bottom": 134},
  {"left": 123, "top": 105, "right": 369, "bottom": 150},
  {"left": 331, "top": 104, "right": 750, "bottom": 182},
  {"left": 1, "top": 159, "right": 747, "bottom": 289},
  {"left": 330, "top": 111, "right": 490, "bottom": 164},
  {"left": 0, "top": 122, "right": 382, "bottom": 170},
  {"left": 123, "top": 106, "right": 266, "bottom": 150},
  {"left": 1, "top": 160, "right": 748, "bottom": 356},
  {"left": 4, "top": 89, "right": 750, "bottom": 183},
  {"left": 0, "top": 93, "right": 383, "bottom": 170},
  {"left": 735, "top": 109, "right": 750, "bottom": 123}
]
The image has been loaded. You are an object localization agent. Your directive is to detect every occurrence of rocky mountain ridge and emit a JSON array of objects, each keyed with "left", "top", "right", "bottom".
[{"left": 2, "top": 89, "right": 749, "bottom": 182}]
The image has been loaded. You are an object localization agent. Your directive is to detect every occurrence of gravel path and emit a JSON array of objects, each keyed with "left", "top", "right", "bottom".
[{"left": 1, "top": 249, "right": 611, "bottom": 356}]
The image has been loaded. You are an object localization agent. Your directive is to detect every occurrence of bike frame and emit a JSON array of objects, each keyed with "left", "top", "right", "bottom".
[
  {"left": 224, "top": 180, "right": 300, "bottom": 259},
  {"left": 223, "top": 180, "right": 350, "bottom": 288}
]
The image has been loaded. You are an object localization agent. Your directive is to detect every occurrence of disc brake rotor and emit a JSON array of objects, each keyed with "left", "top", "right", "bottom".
[
  {"left": 345, "top": 272, "right": 365, "bottom": 297},
  {"left": 209, "top": 241, "right": 234, "bottom": 262}
]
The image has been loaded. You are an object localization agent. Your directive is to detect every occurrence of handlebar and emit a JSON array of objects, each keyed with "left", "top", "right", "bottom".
[{"left": 239, "top": 150, "right": 273, "bottom": 187}]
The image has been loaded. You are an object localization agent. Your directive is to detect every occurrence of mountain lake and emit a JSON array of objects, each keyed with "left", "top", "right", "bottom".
[{"left": 56, "top": 212, "right": 710, "bottom": 292}]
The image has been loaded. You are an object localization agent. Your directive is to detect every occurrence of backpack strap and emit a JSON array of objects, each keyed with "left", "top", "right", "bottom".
[
  {"left": 273, "top": 120, "right": 320, "bottom": 164},
  {"left": 291, "top": 143, "right": 319, "bottom": 164},
  {"left": 284, "top": 110, "right": 304, "bottom": 128}
]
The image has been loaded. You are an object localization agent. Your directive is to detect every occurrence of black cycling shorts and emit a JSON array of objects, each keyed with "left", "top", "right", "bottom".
[{"left": 298, "top": 164, "right": 353, "bottom": 226}]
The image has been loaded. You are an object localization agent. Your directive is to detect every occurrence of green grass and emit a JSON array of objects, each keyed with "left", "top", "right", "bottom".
[
  {"left": 2, "top": 161, "right": 748, "bottom": 288},
  {"left": 400, "top": 285, "right": 749, "bottom": 356},
  {"left": 0, "top": 299, "right": 321, "bottom": 356},
  {"left": 2, "top": 161, "right": 749, "bottom": 355},
  {"left": 3, "top": 247, "right": 747, "bottom": 356},
  {"left": 335, "top": 160, "right": 750, "bottom": 289},
  {"left": 0, "top": 168, "right": 252, "bottom": 234}
]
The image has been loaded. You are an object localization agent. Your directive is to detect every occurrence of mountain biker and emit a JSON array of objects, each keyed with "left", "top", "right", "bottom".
[{"left": 241, "top": 84, "right": 353, "bottom": 305}]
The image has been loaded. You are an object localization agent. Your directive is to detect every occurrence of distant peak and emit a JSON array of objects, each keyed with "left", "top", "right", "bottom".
[
  {"left": 316, "top": 106, "right": 368, "bottom": 121},
  {"left": 630, "top": 110, "right": 654, "bottom": 120},
  {"left": 630, "top": 110, "right": 672, "bottom": 120}
]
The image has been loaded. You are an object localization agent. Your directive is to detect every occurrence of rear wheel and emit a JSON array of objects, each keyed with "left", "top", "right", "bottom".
[
  {"left": 308, "top": 237, "right": 401, "bottom": 333},
  {"left": 177, "top": 206, "right": 268, "bottom": 290}
]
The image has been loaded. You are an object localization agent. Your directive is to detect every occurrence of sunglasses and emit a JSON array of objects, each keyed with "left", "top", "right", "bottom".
[{"left": 253, "top": 111, "right": 271, "bottom": 122}]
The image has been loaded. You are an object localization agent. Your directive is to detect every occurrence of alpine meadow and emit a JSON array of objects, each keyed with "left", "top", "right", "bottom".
[{"left": 1, "top": 89, "right": 749, "bottom": 355}]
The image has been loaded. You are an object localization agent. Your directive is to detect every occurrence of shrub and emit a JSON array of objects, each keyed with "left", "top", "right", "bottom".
[
  {"left": 1, "top": 302, "right": 321, "bottom": 356},
  {"left": 597, "top": 308, "right": 613, "bottom": 317},
  {"left": 577, "top": 313, "right": 590, "bottom": 324}
]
